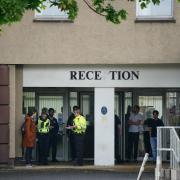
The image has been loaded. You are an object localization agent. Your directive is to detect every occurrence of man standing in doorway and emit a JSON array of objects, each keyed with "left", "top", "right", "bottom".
[
  {"left": 127, "top": 105, "right": 143, "bottom": 162},
  {"left": 66, "top": 106, "right": 87, "bottom": 166},
  {"left": 148, "top": 110, "right": 164, "bottom": 162},
  {"left": 66, "top": 106, "right": 76, "bottom": 162},
  {"left": 48, "top": 108, "right": 59, "bottom": 162},
  {"left": 37, "top": 111, "right": 50, "bottom": 165}
]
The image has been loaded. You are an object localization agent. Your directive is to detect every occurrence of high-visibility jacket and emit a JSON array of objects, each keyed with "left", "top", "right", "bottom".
[
  {"left": 37, "top": 118, "right": 50, "bottom": 134},
  {"left": 73, "top": 115, "right": 87, "bottom": 134}
]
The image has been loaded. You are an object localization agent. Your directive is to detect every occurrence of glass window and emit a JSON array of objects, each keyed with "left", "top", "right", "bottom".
[
  {"left": 81, "top": 95, "right": 90, "bottom": 117},
  {"left": 136, "top": 0, "right": 173, "bottom": 19},
  {"left": 39, "top": 95, "right": 63, "bottom": 120},
  {"left": 166, "top": 92, "right": 180, "bottom": 126},
  {"left": 23, "top": 92, "right": 35, "bottom": 115},
  {"left": 69, "top": 92, "right": 78, "bottom": 113},
  {"left": 124, "top": 92, "right": 133, "bottom": 116},
  {"left": 35, "top": 0, "right": 68, "bottom": 20},
  {"left": 124, "top": 92, "right": 133, "bottom": 159},
  {"left": 115, "top": 94, "right": 120, "bottom": 116},
  {"left": 139, "top": 96, "right": 163, "bottom": 119}
]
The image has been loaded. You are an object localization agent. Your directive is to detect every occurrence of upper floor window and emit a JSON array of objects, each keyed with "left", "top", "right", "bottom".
[
  {"left": 34, "top": 0, "right": 68, "bottom": 21},
  {"left": 136, "top": 0, "right": 173, "bottom": 20}
]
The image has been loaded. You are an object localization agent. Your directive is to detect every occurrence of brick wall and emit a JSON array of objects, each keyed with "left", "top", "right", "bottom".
[{"left": 0, "top": 65, "right": 9, "bottom": 163}]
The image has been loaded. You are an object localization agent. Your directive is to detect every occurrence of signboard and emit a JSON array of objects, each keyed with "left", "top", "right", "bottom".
[{"left": 23, "top": 65, "right": 180, "bottom": 87}]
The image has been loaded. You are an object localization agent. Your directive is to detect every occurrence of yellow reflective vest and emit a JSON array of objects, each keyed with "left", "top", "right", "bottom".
[
  {"left": 37, "top": 118, "right": 50, "bottom": 134},
  {"left": 73, "top": 115, "right": 87, "bottom": 134}
]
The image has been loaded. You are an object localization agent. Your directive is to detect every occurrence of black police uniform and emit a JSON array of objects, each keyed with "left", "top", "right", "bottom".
[
  {"left": 37, "top": 117, "right": 50, "bottom": 165},
  {"left": 48, "top": 115, "right": 59, "bottom": 161},
  {"left": 66, "top": 113, "right": 76, "bottom": 161}
]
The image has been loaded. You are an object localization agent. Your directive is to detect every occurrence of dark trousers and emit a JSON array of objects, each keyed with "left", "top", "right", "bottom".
[
  {"left": 25, "top": 147, "right": 33, "bottom": 165},
  {"left": 69, "top": 133, "right": 76, "bottom": 161},
  {"left": 38, "top": 134, "right": 50, "bottom": 164},
  {"left": 74, "top": 134, "right": 85, "bottom": 165},
  {"left": 143, "top": 131, "right": 152, "bottom": 156},
  {"left": 49, "top": 134, "right": 58, "bottom": 160},
  {"left": 115, "top": 134, "right": 120, "bottom": 163},
  {"left": 127, "top": 132, "right": 139, "bottom": 160}
]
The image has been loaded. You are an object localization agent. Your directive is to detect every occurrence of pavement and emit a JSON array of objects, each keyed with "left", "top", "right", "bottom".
[
  {"left": 0, "top": 162, "right": 156, "bottom": 180},
  {"left": 0, "top": 161, "right": 156, "bottom": 173},
  {"left": 0, "top": 167, "right": 154, "bottom": 180}
]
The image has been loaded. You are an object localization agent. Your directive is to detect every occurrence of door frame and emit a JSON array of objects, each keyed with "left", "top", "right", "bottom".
[
  {"left": 79, "top": 91, "right": 94, "bottom": 160},
  {"left": 36, "top": 90, "right": 68, "bottom": 161},
  {"left": 134, "top": 89, "right": 165, "bottom": 160},
  {"left": 115, "top": 88, "right": 166, "bottom": 161}
]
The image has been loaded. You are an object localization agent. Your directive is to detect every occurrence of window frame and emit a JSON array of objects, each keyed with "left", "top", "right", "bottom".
[
  {"left": 34, "top": 0, "right": 70, "bottom": 22},
  {"left": 136, "top": 0, "right": 174, "bottom": 21}
]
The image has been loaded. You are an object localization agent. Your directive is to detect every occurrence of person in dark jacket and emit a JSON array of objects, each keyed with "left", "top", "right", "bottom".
[
  {"left": 148, "top": 110, "right": 164, "bottom": 162},
  {"left": 66, "top": 107, "right": 76, "bottom": 162},
  {"left": 48, "top": 108, "right": 59, "bottom": 162}
]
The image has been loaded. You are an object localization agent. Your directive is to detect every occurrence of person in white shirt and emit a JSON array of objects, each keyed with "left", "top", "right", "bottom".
[{"left": 127, "top": 105, "right": 143, "bottom": 162}]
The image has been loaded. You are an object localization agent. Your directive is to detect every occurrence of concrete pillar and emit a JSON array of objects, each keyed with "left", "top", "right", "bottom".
[
  {"left": 94, "top": 88, "right": 114, "bottom": 166},
  {"left": 9, "top": 65, "right": 16, "bottom": 166},
  {"left": 171, "top": 169, "right": 180, "bottom": 180},
  {"left": 15, "top": 65, "right": 23, "bottom": 157}
]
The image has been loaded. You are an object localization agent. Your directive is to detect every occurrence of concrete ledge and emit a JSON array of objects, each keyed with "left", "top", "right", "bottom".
[
  {"left": 155, "top": 168, "right": 171, "bottom": 179},
  {"left": 0, "top": 164, "right": 155, "bottom": 173},
  {"left": 171, "top": 169, "right": 180, "bottom": 180},
  {"left": 134, "top": 18, "right": 176, "bottom": 23}
]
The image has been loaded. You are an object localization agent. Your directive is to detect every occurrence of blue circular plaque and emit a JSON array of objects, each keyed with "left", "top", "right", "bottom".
[{"left": 101, "top": 106, "right": 107, "bottom": 115}]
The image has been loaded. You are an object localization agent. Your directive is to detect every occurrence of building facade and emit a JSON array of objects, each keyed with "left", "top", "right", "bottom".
[{"left": 0, "top": 0, "right": 180, "bottom": 165}]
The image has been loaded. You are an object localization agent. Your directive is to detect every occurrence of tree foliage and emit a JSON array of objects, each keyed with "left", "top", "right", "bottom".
[
  {"left": 0, "top": 0, "right": 178, "bottom": 30},
  {"left": 0, "top": 0, "right": 43, "bottom": 25}
]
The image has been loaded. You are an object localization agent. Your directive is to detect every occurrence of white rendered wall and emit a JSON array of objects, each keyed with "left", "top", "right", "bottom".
[{"left": 95, "top": 88, "right": 114, "bottom": 166}]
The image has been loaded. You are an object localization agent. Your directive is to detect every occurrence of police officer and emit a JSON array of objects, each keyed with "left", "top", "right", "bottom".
[
  {"left": 67, "top": 106, "right": 86, "bottom": 166},
  {"left": 48, "top": 108, "right": 59, "bottom": 162},
  {"left": 66, "top": 106, "right": 76, "bottom": 162},
  {"left": 37, "top": 111, "right": 50, "bottom": 165}
]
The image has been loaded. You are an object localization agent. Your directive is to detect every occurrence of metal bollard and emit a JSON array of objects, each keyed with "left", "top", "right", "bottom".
[
  {"left": 137, "top": 153, "right": 149, "bottom": 180},
  {"left": 155, "top": 156, "right": 162, "bottom": 180}
]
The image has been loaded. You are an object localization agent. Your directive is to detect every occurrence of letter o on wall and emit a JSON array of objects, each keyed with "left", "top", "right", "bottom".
[{"left": 122, "top": 71, "right": 131, "bottom": 80}]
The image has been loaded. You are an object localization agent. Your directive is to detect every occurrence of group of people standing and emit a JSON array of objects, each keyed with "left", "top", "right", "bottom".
[
  {"left": 23, "top": 108, "right": 60, "bottom": 167},
  {"left": 23, "top": 106, "right": 87, "bottom": 167},
  {"left": 127, "top": 105, "right": 164, "bottom": 163},
  {"left": 23, "top": 104, "right": 163, "bottom": 167}
]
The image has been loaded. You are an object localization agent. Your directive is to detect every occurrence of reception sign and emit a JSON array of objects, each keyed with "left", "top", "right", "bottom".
[{"left": 23, "top": 65, "right": 180, "bottom": 87}]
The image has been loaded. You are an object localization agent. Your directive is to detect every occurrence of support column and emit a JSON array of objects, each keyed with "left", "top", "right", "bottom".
[
  {"left": 9, "top": 65, "right": 16, "bottom": 166},
  {"left": 15, "top": 65, "right": 23, "bottom": 158},
  {"left": 94, "top": 88, "right": 114, "bottom": 166}
]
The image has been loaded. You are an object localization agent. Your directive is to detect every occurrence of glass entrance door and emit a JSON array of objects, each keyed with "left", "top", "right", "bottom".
[
  {"left": 80, "top": 93, "right": 94, "bottom": 159},
  {"left": 38, "top": 95, "right": 66, "bottom": 161},
  {"left": 137, "top": 95, "right": 163, "bottom": 159},
  {"left": 115, "top": 92, "right": 133, "bottom": 161}
]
